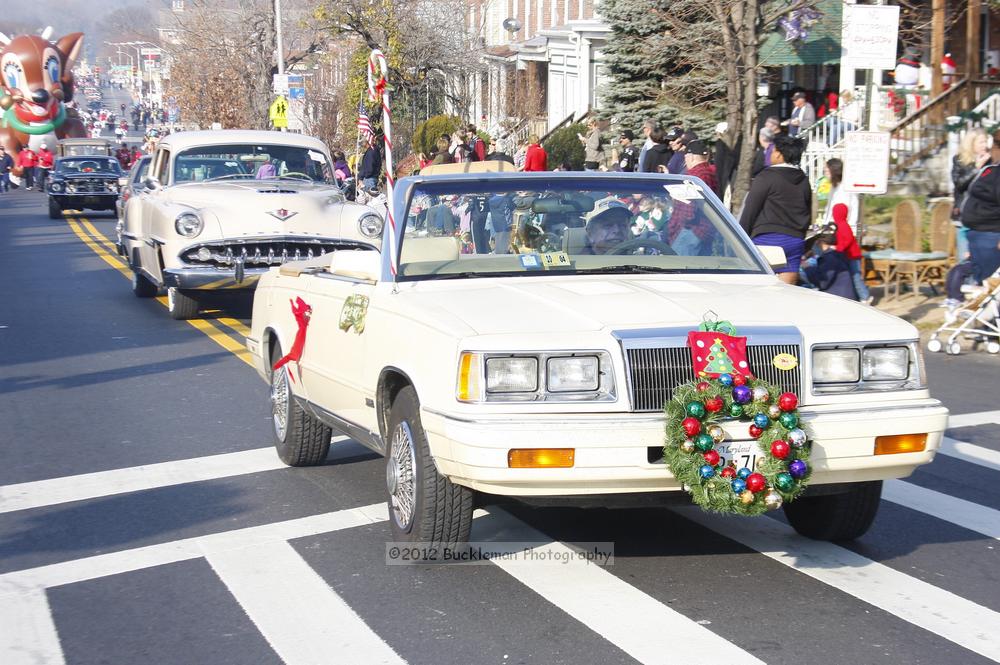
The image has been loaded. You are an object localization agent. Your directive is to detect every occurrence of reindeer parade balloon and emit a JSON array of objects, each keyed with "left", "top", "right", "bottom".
[{"left": 0, "top": 27, "right": 87, "bottom": 182}]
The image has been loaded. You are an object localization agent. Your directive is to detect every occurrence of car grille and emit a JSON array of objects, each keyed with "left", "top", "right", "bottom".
[
  {"left": 625, "top": 344, "right": 802, "bottom": 412},
  {"left": 181, "top": 239, "right": 346, "bottom": 268},
  {"left": 66, "top": 179, "right": 113, "bottom": 193}
]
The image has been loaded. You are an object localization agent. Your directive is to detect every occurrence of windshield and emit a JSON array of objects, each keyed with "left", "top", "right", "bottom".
[
  {"left": 173, "top": 143, "right": 334, "bottom": 184},
  {"left": 130, "top": 157, "right": 151, "bottom": 182},
  {"left": 58, "top": 157, "right": 120, "bottom": 174},
  {"left": 397, "top": 177, "right": 766, "bottom": 279}
]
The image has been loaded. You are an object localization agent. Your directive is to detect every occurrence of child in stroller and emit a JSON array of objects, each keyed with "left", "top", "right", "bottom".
[{"left": 927, "top": 266, "right": 1000, "bottom": 355}]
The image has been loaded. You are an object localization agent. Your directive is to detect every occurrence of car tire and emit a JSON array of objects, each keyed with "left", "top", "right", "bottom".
[
  {"left": 167, "top": 287, "right": 199, "bottom": 320},
  {"left": 269, "top": 345, "right": 331, "bottom": 466},
  {"left": 386, "top": 385, "right": 474, "bottom": 548},
  {"left": 782, "top": 480, "right": 882, "bottom": 541},
  {"left": 131, "top": 270, "right": 157, "bottom": 298},
  {"left": 48, "top": 198, "right": 62, "bottom": 219}
]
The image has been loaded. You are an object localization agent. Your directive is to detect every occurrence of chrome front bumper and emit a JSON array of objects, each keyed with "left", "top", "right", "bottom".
[{"left": 162, "top": 266, "right": 267, "bottom": 290}]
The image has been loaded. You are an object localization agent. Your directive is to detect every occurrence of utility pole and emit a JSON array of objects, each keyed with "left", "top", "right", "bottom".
[{"left": 275, "top": 0, "right": 285, "bottom": 76}]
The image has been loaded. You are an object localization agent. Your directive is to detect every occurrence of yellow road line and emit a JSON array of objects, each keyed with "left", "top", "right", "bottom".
[
  {"left": 215, "top": 316, "right": 252, "bottom": 337},
  {"left": 80, "top": 218, "right": 119, "bottom": 253},
  {"left": 65, "top": 218, "right": 254, "bottom": 368}
]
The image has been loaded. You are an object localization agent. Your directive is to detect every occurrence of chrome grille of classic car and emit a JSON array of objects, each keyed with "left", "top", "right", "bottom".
[
  {"left": 615, "top": 327, "right": 803, "bottom": 413},
  {"left": 66, "top": 178, "right": 112, "bottom": 193},
  {"left": 181, "top": 238, "right": 346, "bottom": 268}
]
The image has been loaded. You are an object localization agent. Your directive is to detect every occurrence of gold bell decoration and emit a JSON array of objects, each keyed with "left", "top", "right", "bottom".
[
  {"left": 739, "top": 490, "right": 755, "bottom": 505},
  {"left": 680, "top": 439, "right": 696, "bottom": 453},
  {"left": 764, "top": 489, "right": 783, "bottom": 510},
  {"left": 768, "top": 404, "right": 782, "bottom": 419},
  {"left": 708, "top": 425, "right": 726, "bottom": 443},
  {"left": 0, "top": 94, "right": 13, "bottom": 111}
]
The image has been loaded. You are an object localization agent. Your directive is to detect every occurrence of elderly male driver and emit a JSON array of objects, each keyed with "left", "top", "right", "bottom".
[{"left": 581, "top": 198, "right": 633, "bottom": 254}]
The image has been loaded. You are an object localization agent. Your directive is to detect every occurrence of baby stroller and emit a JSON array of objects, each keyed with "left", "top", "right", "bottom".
[{"left": 927, "top": 269, "right": 1000, "bottom": 355}]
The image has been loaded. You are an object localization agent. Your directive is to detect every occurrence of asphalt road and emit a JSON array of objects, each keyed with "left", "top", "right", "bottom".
[{"left": 1, "top": 185, "right": 1000, "bottom": 665}]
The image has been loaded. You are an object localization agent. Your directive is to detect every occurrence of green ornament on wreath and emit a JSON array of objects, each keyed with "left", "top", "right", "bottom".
[{"left": 664, "top": 375, "right": 812, "bottom": 515}]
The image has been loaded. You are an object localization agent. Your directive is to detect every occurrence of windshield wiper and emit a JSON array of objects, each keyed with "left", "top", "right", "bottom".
[
  {"left": 425, "top": 270, "right": 529, "bottom": 280},
  {"left": 572, "top": 265, "right": 683, "bottom": 274}
]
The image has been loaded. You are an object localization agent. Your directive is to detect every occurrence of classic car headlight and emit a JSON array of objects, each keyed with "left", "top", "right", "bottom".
[
  {"left": 812, "top": 342, "right": 924, "bottom": 393},
  {"left": 50, "top": 182, "right": 63, "bottom": 192},
  {"left": 358, "top": 212, "right": 384, "bottom": 239},
  {"left": 106, "top": 181, "right": 119, "bottom": 193},
  {"left": 457, "top": 351, "right": 615, "bottom": 403},
  {"left": 175, "top": 212, "right": 204, "bottom": 238}
]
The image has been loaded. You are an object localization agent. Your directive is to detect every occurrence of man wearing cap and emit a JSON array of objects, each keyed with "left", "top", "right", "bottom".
[
  {"left": 36, "top": 143, "right": 54, "bottom": 192},
  {"left": 0, "top": 147, "right": 13, "bottom": 194},
  {"left": 581, "top": 199, "right": 633, "bottom": 254},
  {"left": 784, "top": 92, "right": 815, "bottom": 137},
  {"left": 667, "top": 129, "right": 696, "bottom": 174},
  {"left": 667, "top": 140, "right": 718, "bottom": 255},
  {"left": 616, "top": 130, "right": 640, "bottom": 172}
]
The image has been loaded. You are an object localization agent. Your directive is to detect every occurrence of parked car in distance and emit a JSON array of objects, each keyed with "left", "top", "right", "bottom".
[
  {"left": 121, "top": 130, "right": 384, "bottom": 319},
  {"left": 115, "top": 156, "right": 152, "bottom": 255},
  {"left": 247, "top": 165, "right": 949, "bottom": 548},
  {"left": 47, "top": 155, "right": 123, "bottom": 219},
  {"left": 56, "top": 137, "right": 113, "bottom": 158}
]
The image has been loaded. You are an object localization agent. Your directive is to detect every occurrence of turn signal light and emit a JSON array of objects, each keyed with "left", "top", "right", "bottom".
[
  {"left": 874, "top": 434, "right": 927, "bottom": 455},
  {"left": 508, "top": 448, "right": 575, "bottom": 468}
]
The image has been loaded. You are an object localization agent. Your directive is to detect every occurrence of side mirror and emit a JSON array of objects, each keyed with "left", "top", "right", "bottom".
[
  {"left": 143, "top": 176, "right": 161, "bottom": 191},
  {"left": 756, "top": 245, "right": 787, "bottom": 269}
]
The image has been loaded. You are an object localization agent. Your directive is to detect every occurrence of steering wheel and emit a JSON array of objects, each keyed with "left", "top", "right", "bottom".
[{"left": 608, "top": 237, "right": 677, "bottom": 255}]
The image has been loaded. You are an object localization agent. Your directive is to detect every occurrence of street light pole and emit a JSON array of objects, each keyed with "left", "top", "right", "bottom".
[{"left": 275, "top": 0, "right": 285, "bottom": 76}]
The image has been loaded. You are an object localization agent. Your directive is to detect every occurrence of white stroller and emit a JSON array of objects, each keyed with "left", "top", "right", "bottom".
[{"left": 927, "top": 269, "right": 1000, "bottom": 355}]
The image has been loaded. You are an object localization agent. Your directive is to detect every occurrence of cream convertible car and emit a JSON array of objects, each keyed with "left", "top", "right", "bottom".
[
  {"left": 247, "top": 167, "right": 948, "bottom": 546},
  {"left": 121, "top": 130, "right": 383, "bottom": 319}
]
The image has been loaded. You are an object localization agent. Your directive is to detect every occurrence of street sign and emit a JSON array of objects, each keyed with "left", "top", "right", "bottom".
[
  {"left": 288, "top": 74, "right": 305, "bottom": 100},
  {"left": 269, "top": 95, "right": 289, "bottom": 128},
  {"left": 272, "top": 73, "right": 289, "bottom": 95},
  {"left": 842, "top": 131, "right": 891, "bottom": 195},
  {"left": 840, "top": 4, "right": 900, "bottom": 71}
]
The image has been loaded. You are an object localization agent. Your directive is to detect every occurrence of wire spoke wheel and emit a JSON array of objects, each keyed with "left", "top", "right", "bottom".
[
  {"left": 388, "top": 421, "right": 417, "bottom": 530},
  {"left": 270, "top": 365, "right": 289, "bottom": 441}
]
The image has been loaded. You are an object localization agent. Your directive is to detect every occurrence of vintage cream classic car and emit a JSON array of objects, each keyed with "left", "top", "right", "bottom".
[
  {"left": 121, "top": 130, "right": 383, "bottom": 319},
  {"left": 246, "top": 165, "right": 949, "bottom": 547}
]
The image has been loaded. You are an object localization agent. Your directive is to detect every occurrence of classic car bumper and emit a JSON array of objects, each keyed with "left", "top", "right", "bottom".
[
  {"left": 162, "top": 266, "right": 266, "bottom": 290},
  {"left": 420, "top": 399, "right": 949, "bottom": 496},
  {"left": 50, "top": 194, "right": 117, "bottom": 208}
]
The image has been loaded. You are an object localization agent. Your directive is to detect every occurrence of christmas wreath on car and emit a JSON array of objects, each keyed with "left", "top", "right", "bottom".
[{"left": 662, "top": 319, "right": 812, "bottom": 516}]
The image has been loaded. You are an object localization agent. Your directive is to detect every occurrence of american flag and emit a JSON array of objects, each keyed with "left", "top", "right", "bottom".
[{"left": 357, "top": 99, "right": 375, "bottom": 147}]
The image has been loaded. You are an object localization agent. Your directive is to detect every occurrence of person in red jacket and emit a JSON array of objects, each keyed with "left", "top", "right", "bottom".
[
  {"left": 666, "top": 140, "right": 717, "bottom": 255},
  {"left": 18, "top": 146, "right": 38, "bottom": 190},
  {"left": 831, "top": 202, "right": 871, "bottom": 303},
  {"left": 522, "top": 135, "right": 547, "bottom": 172},
  {"left": 36, "top": 143, "right": 55, "bottom": 192}
]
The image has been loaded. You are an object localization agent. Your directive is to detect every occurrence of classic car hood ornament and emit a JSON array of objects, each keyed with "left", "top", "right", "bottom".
[{"left": 267, "top": 208, "right": 298, "bottom": 222}]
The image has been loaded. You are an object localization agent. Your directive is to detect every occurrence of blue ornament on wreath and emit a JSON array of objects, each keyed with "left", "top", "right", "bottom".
[
  {"left": 732, "top": 385, "right": 752, "bottom": 404},
  {"left": 731, "top": 478, "right": 747, "bottom": 494},
  {"left": 699, "top": 464, "right": 716, "bottom": 479},
  {"left": 789, "top": 459, "right": 809, "bottom": 479},
  {"left": 753, "top": 413, "right": 771, "bottom": 429},
  {"left": 718, "top": 373, "right": 734, "bottom": 387},
  {"left": 737, "top": 467, "right": 752, "bottom": 480}
]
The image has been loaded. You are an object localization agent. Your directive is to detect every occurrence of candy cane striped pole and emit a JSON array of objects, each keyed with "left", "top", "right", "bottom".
[{"left": 367, "top": 49, "right": 398, "bottom": 277}]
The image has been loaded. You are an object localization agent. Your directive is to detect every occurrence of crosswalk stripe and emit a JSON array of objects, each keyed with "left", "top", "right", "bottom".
[
  {"left": 477, "top": 509, "right": 765, "bottom": 665},
  {"left": 949, "top": 411, "right": 1000, "bottom": 429},
  {"left": 205, "top": 540, "right": 405, "bottom": 665},
  {"left": 884, "top": 479, "right": 1000, "bottom": 540},
  {"left": 676, "top": 506, "right": 1000, "bottom": 662},
  {"left": 939, "top": 436, "right": 1000, "bottom": 473},
  {"left": 0, "top": 448, "right": 282, "bottom": 514},
  {"left": 0, "top": 588, "right": 66, "bottom": 665}
]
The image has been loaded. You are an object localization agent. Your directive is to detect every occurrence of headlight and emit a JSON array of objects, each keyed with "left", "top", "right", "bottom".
[
  {"left": 812, "top": 348, "right": 860, "bottom": 383},
  {"left": 359, "top": 213, "right": 384, "bottom": 239},
  {"left": 547, "top": 356, "right": 599, "bottom": 392},
  {"left": 175, "top": 212, "right": 204, "bottom": 238},
  {"left": 486, "top": 357, "right": 538, "bottom": 393},
  {"left": 50, "top": 182, "right": 63, "bottom": 192},
  {"left": 457, "top": 351, "right": 616, "bottom": 403},
  {"left": 106, "top": 181, "right": 119, "bottom": 193},
  {"left": 862, "top": 347, "right": 909, "bottom": 381}
]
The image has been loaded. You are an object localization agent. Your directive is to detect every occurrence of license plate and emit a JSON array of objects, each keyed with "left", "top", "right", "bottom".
[{"left": 716, "top": 440, "right": 760, "bottom": 472}]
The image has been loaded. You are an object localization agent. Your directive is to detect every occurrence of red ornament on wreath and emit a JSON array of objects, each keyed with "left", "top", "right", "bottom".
[
  {"left": 703, "top": 450, "right": 721, "bottom": 466},
  {"left": 696, "top": 381, "right": 711, "bottom": 392},
  {"left": 746, "top": 473, "right": 767, "bottom": 493},
  {"left": 704, "top": 396, "right": 724, "bottom": 412},
  {"left": 771, "top": 439, "right": 791, "bottom": 460},
  {"left": 720, "top": 466, "right": 737, "bottom": 479},
  {"left": 748, "top": 424, "right": 764, "bottom": 438},
  {"left": 732, "top": 374, "right": 746, "bottom": 386},
  {"left": 682, "top": 417, "right": 702, "bottom": 437},
  {"left": 778, "top": 392, "right": 798, "bottom": 412}
]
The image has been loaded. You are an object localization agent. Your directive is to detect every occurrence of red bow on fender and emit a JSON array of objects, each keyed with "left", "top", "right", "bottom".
[{"left": 272, "top": 297, "right": 312, "bottom": 372}]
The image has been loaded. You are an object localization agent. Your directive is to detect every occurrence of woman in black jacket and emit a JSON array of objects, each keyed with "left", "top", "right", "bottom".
[
  {"left": 952, "top": 128, "right": 990, "bottom": 262},
  {"left": 738, "top": 136, "right": 812, "bottom": 284},
  {"left": 641, "top": 128, "right": 673, "bottom": 174}
]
